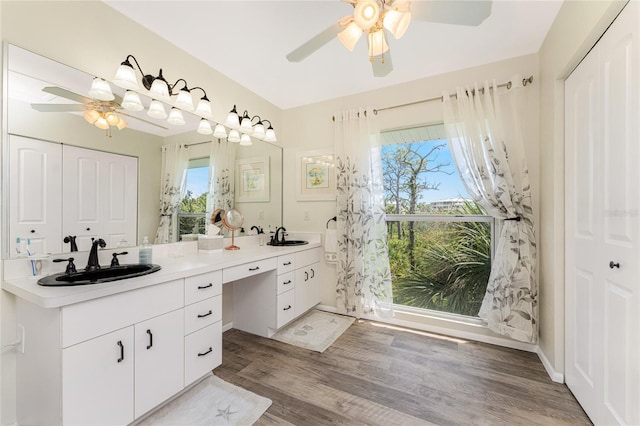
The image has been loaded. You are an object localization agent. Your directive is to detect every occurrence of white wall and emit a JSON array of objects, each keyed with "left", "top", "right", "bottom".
[
  {"left": 282, "top": 53, "right": 540, "bottom": 341},
  {"left": 537, "top": 0, "right": 627, "bottom": 378}
]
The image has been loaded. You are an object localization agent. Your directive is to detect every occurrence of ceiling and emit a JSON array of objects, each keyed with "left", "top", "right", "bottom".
[{"left": 104, "top": 0, "right": 563, "bottom": 110}]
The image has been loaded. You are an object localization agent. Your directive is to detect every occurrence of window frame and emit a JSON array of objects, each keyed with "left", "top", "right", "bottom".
[{"left": 177, "top": 157, "right": 210, "bottom": 238}]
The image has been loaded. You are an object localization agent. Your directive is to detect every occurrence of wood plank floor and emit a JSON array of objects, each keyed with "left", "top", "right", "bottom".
[{"left": 215, "top": 319, "right": 591, "bottom": 425}]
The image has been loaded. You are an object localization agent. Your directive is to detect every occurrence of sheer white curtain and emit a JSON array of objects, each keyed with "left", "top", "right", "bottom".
[
  {"left": 442, "top": 78, "right": 537, "bottom": 343},
  {"left": 333, "top": 107, "right": 393, "bottom": 318},
  {"left": 154, "top": 144, "right": 189, "bottom": 244},
  {"left": 205, "top": 139, "right": 236, "bottom": 230}
]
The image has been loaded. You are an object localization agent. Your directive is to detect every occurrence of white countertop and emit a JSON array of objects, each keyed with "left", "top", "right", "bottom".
[{"left": 2, "top": 238, "right": 321, "bottom": 309}]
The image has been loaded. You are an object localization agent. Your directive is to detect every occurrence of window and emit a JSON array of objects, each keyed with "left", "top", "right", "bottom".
[
  {"left": 381, "top": 124, "right": 494, "bottom": 318},
  {"left": 178, "top": 158, "right": 209, "bottom": 239}
]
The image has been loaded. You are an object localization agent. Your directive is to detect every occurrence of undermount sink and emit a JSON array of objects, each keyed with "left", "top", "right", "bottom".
[
  {"left": 37, "top": 264, "right": 162, "bottom": 287},
  {"left": 267, "top": 240, "right": 309, "bottom": 247}
]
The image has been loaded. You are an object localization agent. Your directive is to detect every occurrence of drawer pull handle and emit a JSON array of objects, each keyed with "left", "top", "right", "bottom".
[
  {"left": 198, "top": 347, "right": 213, "bottom": 357},
  {"left": 198, "top": 283, "right": 213, "bottom": 289},
  {"left": 310, "top": 268, "right": 315, "bottom": 279},
  {"left": 249, "top": 266, "right": 260, "bottom": 271},
  {"left": 146, "top": 329, "right": 153, "bottom": 350},
  {"left": 198, "top": 310, "right": 213, "bottom": 318},
  {"left": 305, "top": 271, "right": 309, "bottom": 282},
  {"left": 283, "top": 261, "right": 292, "bottom": 266},
  {"left": 283, "top": 305, "right": 292, "bottom": 311},
  {"left": 117, "top": 340, "right": 124, "bottom": 363},
  {"left": 283, "top": 280, "right": 292, "bottom": 285}
]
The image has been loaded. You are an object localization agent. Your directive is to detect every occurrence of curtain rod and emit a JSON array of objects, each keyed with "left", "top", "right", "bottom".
[
  {"left": 372, "top": 75, "right": 533, "bottom": 115},
  {"left": 184, "top": 139, "right": 219, "bottom": 148}
]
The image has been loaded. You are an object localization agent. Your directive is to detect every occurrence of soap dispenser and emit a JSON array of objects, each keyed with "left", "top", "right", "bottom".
[{"left": 139, "top": 236, "right": 152, "bottom": 264}]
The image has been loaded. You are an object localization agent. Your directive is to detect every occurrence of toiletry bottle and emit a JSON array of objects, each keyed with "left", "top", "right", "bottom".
[
  {"left": 258, "top": 227, "right": 265, "bottom": 246},
  {"left": 15, "top": 237, "right": 21, "bottom": 256},
  {"left": 139, "top": 236, "right": 152, "bottom": 264}
]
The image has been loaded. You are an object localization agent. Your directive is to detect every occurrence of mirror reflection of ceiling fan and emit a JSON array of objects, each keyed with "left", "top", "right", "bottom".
[
  {"left": 286, "top": 0, "right": 492, "bottom": 77},
  {"left": 31, "top": 86, "right": 168, "bottom": 137}
]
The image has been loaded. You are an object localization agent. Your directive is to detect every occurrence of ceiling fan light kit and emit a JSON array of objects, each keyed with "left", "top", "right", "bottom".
[{"left": 286, "top": 0, "right": 491, "bottom": 77}]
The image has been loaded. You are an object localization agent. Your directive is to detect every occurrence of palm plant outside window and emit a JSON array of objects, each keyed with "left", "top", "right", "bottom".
[
  {"left": 382, "top": 125, "right": 494, "bottom": 318},
  {"left": 178, "top": 158, "right": 209, "bottom": 238}
]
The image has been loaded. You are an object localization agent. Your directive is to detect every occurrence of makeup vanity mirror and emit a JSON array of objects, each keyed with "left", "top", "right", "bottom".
[{"left": 1, "top": 43, "right": 283, "bottom": 259}]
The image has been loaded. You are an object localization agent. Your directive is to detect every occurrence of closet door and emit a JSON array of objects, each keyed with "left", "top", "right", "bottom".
[
  {"left": 565, "top": 2, "right": 640, "bottom": 425},
  {"left": 9, "top": 135, "right": 62, "bottom": 255}
]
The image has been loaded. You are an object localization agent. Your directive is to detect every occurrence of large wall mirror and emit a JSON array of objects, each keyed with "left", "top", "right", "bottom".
[{"left": 2, "top": 43, "right": 283, "bottom": 259}]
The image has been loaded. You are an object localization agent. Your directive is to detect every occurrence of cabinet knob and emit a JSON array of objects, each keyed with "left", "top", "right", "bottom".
[
  {"left": 86, "top": 227, "right": 91, "bottom": 231},
  {"left": 609, "top": 261, "right": 620, "bottom": 269},
  {"left": 30, "top": 229, "right": 35, "bottom": 234}
]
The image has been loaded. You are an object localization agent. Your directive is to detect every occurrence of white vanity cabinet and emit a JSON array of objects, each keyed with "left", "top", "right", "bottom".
[
  {"left": 232, "top": 248, "right": 321, "bottom": 338},
  {"left": 14, "top": 274, "right": 223, "bottom": 426},
  {"left": 9, "top": 135, "right": 63, "bottom": 255}
]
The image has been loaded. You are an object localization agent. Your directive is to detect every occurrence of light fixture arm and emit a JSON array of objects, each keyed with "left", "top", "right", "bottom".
[
  {"left": 169, "top": 78, "right": 189, "bottom": 94},
  {"left": 190, "top": 86, "right": 210, "bottom": 101}
]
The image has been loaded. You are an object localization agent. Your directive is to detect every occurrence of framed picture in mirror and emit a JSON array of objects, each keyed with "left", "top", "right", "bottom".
[
  {"left": 296, "top": 149, "right": 336, "bottom": 201},
  {"left": 236, "top": 156, "right": 270, "bottom": 202}
]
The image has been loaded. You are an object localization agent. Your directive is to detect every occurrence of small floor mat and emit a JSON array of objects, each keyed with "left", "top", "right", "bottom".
[{"left": 271, "top": 309, "right": 355, "bottom": 352}]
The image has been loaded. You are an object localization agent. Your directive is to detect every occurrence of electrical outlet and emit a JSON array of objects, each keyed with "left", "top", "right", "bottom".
[
  {"left": 258, "top": 210, "right": 264, "bottom": 220},
  {"left": 304, "top": 211, "right": 310, "bottom": 221}
]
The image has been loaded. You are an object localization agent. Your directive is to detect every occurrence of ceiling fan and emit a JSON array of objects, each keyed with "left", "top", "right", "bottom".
[
  {"left": 286, "top": 0, "right": 492, "bottom": 77},
  {"left": 31, "top": 86, "right": 167, "bottom": 137}
]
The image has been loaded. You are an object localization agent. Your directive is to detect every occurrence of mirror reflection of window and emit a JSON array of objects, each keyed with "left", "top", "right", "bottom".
[{"left": 178, "top": 157, "right": 210, "bottom": 239}]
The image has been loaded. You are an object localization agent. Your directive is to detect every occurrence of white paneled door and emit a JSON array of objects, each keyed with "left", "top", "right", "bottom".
[{"left": 565, "top": 2, "right": 640, "bottom": 425}]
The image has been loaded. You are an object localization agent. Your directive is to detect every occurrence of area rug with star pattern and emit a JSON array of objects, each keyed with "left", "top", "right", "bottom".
[
  {"left": 271, "top": 309, "right": 355, "bottom": 353},
  {"left": 137, "top": 374, "right": 271, "bottom": 425}
]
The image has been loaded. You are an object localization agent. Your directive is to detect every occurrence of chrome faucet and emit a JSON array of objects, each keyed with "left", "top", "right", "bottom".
[{"left": 86, "top": 238, "right": 106, "bottom": 271}]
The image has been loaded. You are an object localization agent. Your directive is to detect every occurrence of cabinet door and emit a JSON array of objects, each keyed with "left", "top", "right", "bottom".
[
  {"left": 63, "top": 145, "right": 101, "bottom": 252},
  {"left": 308, "top": 262, "right": 321, "bottom": 308},
  {"left": 294, "top": 267, "right": 310, "bottom": 317},
  {"left": 63, "top": 327, "right": 134, "bottom": 425},
  {"left": 9, "top": 135, "right": 62, "bottom": 255},
  {"left": 134, "top": 309, "right": 184, "bottom": 418}
]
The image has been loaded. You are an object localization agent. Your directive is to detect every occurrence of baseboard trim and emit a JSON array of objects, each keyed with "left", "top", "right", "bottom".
[
  {"left": 536, "top": 346, "right": 564, "bottom": 383},
  {"left": 222, "top": 321, "right": 234, "bottom": 333}
]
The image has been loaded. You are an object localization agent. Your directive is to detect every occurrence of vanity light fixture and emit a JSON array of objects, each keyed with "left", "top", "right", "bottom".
[
  {"left": 147, "top": 99, "right": 167, "bottom": 119},
  {"left": 167, "top": 108, "right": 186, "bottom": 126},
  {"left": 213, "top": 124, "right": 228, "bottom": 139},
  {"left": 122, "top": 90, "right": 144, "bottom": 111},
  {"left": 197, "top": 118, "right": 213, "bottom": 135},
  {"left": 228, "top": 129, "right": 241, "bottom": 143},
  {"left": 224, "top": 105, "right": 277, "bottom": 143},
  {"left": 112, "top": 54, "right": 213, "bottom": 119},
  {"left": 239, "top": 133, "right": 252, "bottom": 146},
  {"left": 88, "top": 77, "right": 115, "bottom": 101}
]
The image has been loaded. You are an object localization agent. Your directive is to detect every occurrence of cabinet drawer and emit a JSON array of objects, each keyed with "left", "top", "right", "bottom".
[
  {"left": 184, "top": 321, "right": 222, "bottom": 387},
  {"left": 184, "top": 295, "right": 222, "bottom": 335},
  {"left": 223, "top": 257, "right": 277, "bottom": 283},
  {"left": 276, "top": 271, "right": 295, "bottom": 295},
  {"left": 184, "top": 270, "right": 222, "bottom": 305},
  {"left": 295, "top": 247, "right": 322, "bottom": 268},
  {"left": 276, "top": 290, "right": 296, "bottom": 328},
  {"left": 277, "top": 255, "right": 295, "bottom": 274},
  {"left": 62, "top": 280, "right": 183, "bottom": 348}
]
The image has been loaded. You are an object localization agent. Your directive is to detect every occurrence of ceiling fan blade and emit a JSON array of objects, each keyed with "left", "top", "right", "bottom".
[
  {"left": 286, "top": 22, "right": 343, "bottom": 62},
  {"left": 41, "top": 86, "right": 93, "bottom": 104},
  {"left": 118, "top": 111, "right": 169, "bottom": 130},
  {"left": 31, "top": 103, "right": 87, "bottom": 112},
  {"left": 372, "top": 51, "right": 393, "bottom": 77},
  {"left": 411, "top": 0, "right": 492, "bottom": 26}
]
